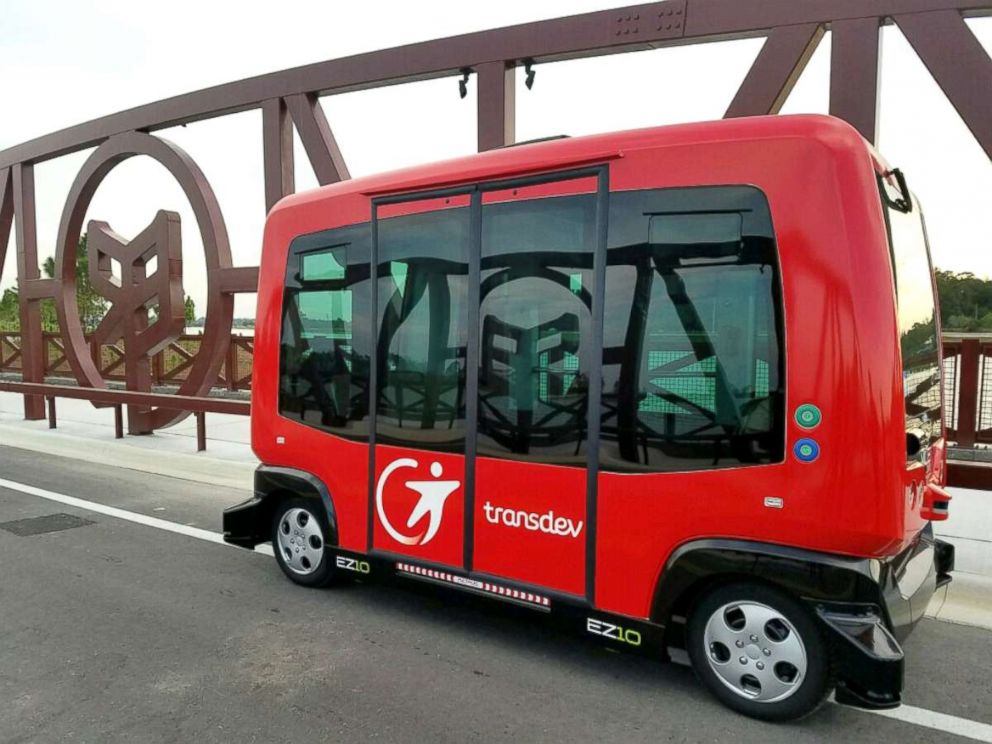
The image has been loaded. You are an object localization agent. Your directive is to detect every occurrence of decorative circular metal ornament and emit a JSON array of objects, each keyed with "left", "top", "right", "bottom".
[
  {"left": 794, "top": 403, "right": 822, "bottom": 429},
  {"left": 53, "top": 132, "right": 234, "bottom": 431},
  {"left": 793, "top": 438, "right": 820, "bottom": 463}
]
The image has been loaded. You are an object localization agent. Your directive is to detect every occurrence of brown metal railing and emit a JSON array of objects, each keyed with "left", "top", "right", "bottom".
[
  {"left": 0, "top": 381, "right": 248, "bottom": 452},
  {"left": 0, "top": 332, "right": 253, "bottom": 391},
  {"left": 941, "top": 334, "right": 992, "bottom": 488},
  {"left": 4, "top": 330, "right": 992, "bottom": 474}
]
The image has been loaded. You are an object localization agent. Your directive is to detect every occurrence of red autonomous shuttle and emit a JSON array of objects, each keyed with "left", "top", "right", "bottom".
[{"left": 224, "top": 115, "right": 954, "bottom": 720}]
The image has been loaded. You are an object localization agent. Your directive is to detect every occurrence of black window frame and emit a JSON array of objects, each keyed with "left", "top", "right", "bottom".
[
  {"left": 277, "top": 223, "right": 373, "bottom": 440},
  {"left": 599, "top": 185, "right": 787, "bottom": 473},
  {"left": 277, "top": 171, "right": 788, "bottom": 601}
]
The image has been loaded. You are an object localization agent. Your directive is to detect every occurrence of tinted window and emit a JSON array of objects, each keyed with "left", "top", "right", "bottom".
[
  {"left": 884, "top": 189, "right": 942, "bottom": 450},
  {"left": 600, "top": 187, "right": 785, "bottom": 472},
  {"left": 376, "top": 207, "right": 469, "bottom": 452},
  {"left": 478, "top": 194, "right": 597, "bottom": 464},
  {"left": 279, "top": 224, "right": 372, "bottom": 439}
]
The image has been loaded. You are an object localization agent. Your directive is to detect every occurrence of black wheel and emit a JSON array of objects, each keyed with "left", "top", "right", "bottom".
[
  {"left": 686, "top": 582, "right": 833, "bottom": 721},
  {"left": 271, "top": 497, "right": 336, "bottom": 587}
]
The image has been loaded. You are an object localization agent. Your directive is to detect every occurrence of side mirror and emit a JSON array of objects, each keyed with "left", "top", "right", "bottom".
[{"left": 906, "top": 430, "right": 925, "bottom": 459}]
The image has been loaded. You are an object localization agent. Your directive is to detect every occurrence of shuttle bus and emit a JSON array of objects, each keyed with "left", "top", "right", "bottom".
[{"left": 224, "top": 115, "right": 954, "bottom": 721}]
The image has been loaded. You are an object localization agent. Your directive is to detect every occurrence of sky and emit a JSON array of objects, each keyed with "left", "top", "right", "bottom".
[{"left": 1, "top": 1, "right": 990, "bottom": 318}]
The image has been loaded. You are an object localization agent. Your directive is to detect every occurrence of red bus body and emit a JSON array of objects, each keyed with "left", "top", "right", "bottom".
[{"left": 226, "top": 115, "right": 953, "bottom": 717}]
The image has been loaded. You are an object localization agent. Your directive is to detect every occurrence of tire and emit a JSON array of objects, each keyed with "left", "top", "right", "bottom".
[
  {"left": 686, "top": 582, "right": 833, "bottom": 721},
  {"left": 271, "top": 497, "right": 337, "bottom": 587}
]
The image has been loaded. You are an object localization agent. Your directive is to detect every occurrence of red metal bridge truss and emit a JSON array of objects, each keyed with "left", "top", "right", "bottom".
[{"left": 0, "top": 1, "right": 990, "bottom": 452}]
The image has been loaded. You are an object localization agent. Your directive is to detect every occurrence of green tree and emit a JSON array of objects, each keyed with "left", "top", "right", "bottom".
[
  {"left": 41, "top": 234, "right": 108, "bottom": 333},
  {"left": 184, "top": 296, "right": 196, "bottom": 328},
  {"left": 0, "top": 280, "right": 58, "bottom": 332},
  {"left": 0, "top": 235, "right": 109, "bottom": 333},
  {"left": 0, "top": 287, "right": 18, "bottom": 331}
]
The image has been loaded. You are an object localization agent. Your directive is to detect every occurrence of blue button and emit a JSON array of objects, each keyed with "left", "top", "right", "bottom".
[{"left": 794, "top": 438, "right": 820, "bottom": 463}]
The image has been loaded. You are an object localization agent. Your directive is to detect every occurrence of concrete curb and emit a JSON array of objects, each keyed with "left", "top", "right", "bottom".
[
  {"left": 0, "top": 424, "right": 256, "bottom": 492},
  {"left": 925, "top": 571, "right": 992, "bottom": 632}
]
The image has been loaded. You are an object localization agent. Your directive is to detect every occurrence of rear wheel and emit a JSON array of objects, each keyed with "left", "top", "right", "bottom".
[
  {"left": 686, "top": 582, "right": 832, "bottom": 721},
  {"left": 271, "top": 498, "right": 336, "bottom": 587}
]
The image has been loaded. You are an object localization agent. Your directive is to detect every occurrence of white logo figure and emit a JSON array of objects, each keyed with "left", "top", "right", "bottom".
[{"left": 376, "top": 458, "right": 459, "bottom": 546}]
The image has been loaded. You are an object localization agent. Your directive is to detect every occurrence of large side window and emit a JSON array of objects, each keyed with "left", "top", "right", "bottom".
[
  {"left": 882, "top": 184, "right": 942, "bottom": 451},
  {"left": 375, "top": 205, "right": 469, "bottom": 452},
  {"left": 600, "top": 187, "right": 785, "bottom": 472},
  {"left": 279, "top": 224, "right": 372, "bottom": 439},
  {"left": 478, "top": 193, "right": 597, "bottom": 464}
]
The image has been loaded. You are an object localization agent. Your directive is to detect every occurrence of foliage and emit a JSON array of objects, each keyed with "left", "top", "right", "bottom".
[
  {"left": 0, "top": 235, "right": 108, "bottom": 333},
  {"left": 935, "top": 270, "right": 992, "bottom": 332},
  {"left": 42, "top": 235, "right": 109, "bottom": 333},
  {"left": 184, "top": 296, "right": 196, "bottom": 327}
]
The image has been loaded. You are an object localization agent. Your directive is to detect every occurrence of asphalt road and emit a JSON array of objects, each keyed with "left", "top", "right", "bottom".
[{"left": 1, "top": 444, "right": 990, "bottom": 744}]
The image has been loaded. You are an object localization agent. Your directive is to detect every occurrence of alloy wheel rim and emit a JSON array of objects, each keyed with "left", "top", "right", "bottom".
[
  {"left": 276, "top": 507, "right": 324, "bottom": 576},
  {"left": 702, "top": 600, "right": 808, "bottom": 703}
]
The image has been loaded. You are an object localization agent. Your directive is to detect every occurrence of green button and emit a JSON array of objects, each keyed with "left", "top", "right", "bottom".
[{"left": 795, "top": 404, "right": 822, "bottom": 429}]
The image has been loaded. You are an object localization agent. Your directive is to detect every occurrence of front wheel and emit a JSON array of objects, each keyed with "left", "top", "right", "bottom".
[
  {"left": 271, "top": 498, "right": 336, "bottom": 587},
  {"left": 686, "top": 582, "right": 833, "bottom": 721}
]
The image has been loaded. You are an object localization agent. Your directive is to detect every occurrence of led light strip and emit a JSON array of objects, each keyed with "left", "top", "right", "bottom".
[{"left": 396, "top": 562, "right": 551, "bottom": 608}]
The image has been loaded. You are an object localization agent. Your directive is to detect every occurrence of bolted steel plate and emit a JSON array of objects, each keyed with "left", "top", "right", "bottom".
[{"left": 0, "top": 513, "right": 95, "bottom": 536}]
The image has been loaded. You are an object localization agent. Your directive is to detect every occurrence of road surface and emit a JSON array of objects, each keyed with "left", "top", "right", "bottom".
[{"left": 1, "top": 444, "right": 990, "bottom": 743}]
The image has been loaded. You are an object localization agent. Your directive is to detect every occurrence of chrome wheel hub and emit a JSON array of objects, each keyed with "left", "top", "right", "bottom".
[
  {"left": 702, "top": 601, "right": 807, "bottom": 703},
  {"left": 276, "top": 507, "right": 324, "bottom": 576}
]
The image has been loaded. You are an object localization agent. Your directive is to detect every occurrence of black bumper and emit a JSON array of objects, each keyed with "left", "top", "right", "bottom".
[
  {"left": 223, "top": 465, "right": 339, "bottom": 549},
  {"left": 813, "top": 524, "right": 954, "bottom": 709},
  {"left": 878, "top": 523, "right": 954, "bottom": 642},
  {"left": 223, "top": 495, "right": 269, "bottom": 548}
]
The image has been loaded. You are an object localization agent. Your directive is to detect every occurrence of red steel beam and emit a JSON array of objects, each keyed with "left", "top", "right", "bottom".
[
  {"left": 956, "top": 339, "right": 981, "bottom": 447},
  {"left": 0, "top": 168, "right": 11, "bottom": 280},
  {"left": 947, "top": 461, "right": 992, "bottom": 489},
  {"left": 283, "top": 93, "right": 350, "bottom": 185},
  {"left": 896, "top": 10, "right": 992, "bottom": 161},
  {"left": 12, "top": 164, "right": 45, "bottom": 419},
  {"left": 0, "top": 2, "right": 988, "bottom": 170},
  {"left": 685, "top": 0, "right": 991, "bottom": 36},
  {"left": 830, "top": 17, "right": 883, "bottom": 143},
  {"left": 477, "top": 62, "right": 516, "bottom": 152},
  {"left": 725, "top": 23, "right": 825, "bottom": 118},
  {"left": 262, "top": 98, "right": 294, "bottom": 213}
]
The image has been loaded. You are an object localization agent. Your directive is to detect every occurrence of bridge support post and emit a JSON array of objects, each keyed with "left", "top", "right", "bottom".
[
  {"left": 13, "top": 164, "right": 45, "bottom": 420},
  {"left": 477, "top": 61, "right": 515, "bottom": 151},
  {"left": 957, "top": 339, "right": 980, "bottom": 448}
]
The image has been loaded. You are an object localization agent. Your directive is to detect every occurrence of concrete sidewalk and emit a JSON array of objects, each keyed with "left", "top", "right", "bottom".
[
  {"left": 1, "top": 389, "right": 989, "bottom": 631},
  {"left": 0, "top": 391, "right": 256, "bottom": 490}
]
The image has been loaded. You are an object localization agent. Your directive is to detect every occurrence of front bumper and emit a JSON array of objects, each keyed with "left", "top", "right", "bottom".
[
  {"left": 811, "top": 524, "right": 954, "bottom": 709},
  {"left": 878, "top": 523, "right": 954, "bottom": 641},
  {"left": 223, "top": 495, "right": 269, "bottom": 548}
]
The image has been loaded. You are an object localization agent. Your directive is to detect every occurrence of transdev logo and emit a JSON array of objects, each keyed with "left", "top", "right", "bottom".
[
  {"left": 483, "top": 501, "right": 583, "bottom": 538},
  {"left": 376, "top": 458, "right": 459, "bottom": 546}
]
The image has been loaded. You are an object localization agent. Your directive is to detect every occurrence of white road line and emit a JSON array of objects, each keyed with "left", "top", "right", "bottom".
[
  {"left": 0, "top": 477, "right": 273, "bottom": 557},
  {"left": 2, "top": 476, "right": 991, "bottom": 740},
  {"left": 862, "top": 705, "right": 992, "bottom": 743}
]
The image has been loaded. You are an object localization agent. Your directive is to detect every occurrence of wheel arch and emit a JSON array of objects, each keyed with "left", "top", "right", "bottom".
[
  {"left": 222, "top": 465, "right": 338, "bottom": 549},
  {"left": 650, "top": 539, "right": 881, "bottom": 635}
]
